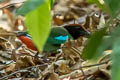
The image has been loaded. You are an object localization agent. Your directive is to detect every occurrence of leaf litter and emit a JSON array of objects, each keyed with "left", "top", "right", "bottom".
[{"left": 0, "top": 0, "right": 117, "bottom": 80}]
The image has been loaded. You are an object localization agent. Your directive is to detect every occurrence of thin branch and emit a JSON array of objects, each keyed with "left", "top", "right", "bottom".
[
  {"left": 79, "top": 65, "right": 87, "bottom": 80},
  {"left": 82, "top": 60, "right": 111, "bottom": 68},
  {"left": 0, "top": 64, "right": 48, "bottom": 80}
]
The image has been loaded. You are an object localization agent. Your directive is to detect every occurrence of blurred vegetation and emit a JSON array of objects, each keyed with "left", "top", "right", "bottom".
[
  {"left": 82, "top": 0, "right": 120, "bottom": 80},
  {"left": 17, "top": 0, "right": 120, "bottom": 79},
  {"left": 17, "top": 0, "right": 51, "bottom": 52}
]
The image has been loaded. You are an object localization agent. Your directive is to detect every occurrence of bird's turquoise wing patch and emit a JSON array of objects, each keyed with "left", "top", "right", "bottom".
[{"left": 55, "top": 35, "right": 68, "bottom": 41}]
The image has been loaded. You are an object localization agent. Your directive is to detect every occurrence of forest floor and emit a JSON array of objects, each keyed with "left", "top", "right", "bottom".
[{"left": 0, "top": 0, "right": 118, "bottom": 80}]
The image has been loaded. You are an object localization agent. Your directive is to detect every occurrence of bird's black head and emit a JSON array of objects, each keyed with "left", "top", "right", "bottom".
[
  {"left": 64, "top": 24, "right": 90, "bottom": 39},
  {"left": 16, "top": 31, "right": 28, "bottom": 37}
]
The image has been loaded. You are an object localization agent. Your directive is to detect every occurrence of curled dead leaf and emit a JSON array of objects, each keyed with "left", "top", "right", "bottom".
[
  {"left": 62, "top": 37, "right": 86, "bottom": 64},
  {"left": 15, "top": 55, "right": 35, "bottom": 70},
  {"left": 58, "top": 63, "right": 71, "bottom": 75},
  {"left": 49, "top": 72, "right": 60, "bottom": 80},
  {"left": 5, "top": 63, "right": 16, "bottom": 74}
]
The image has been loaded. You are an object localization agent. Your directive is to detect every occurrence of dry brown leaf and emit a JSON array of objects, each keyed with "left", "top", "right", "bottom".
[
  {"left": 61, "top": 77, "right": 70, "bottom": 80},
  {"left": 55, "top": 60, "right": 70, "bottom": 66},
  {"left": 59, "top": 70, "right": 83, "bottom": 79},
  {"left": 89, "top": 69, "right": 110, "bottom": 80},
  {"left": 15, "top": 55, "right": 35, "bottom": 70},
  {"left": 11, "top": 49, "right": 32, "bottom": 61},
  {"left": 99, "top": 69, "right": 111, "bottom": 79},
  {"left": 97, "top": 14, "right": 105, "bottom": 29},
  {"left": 8, "top": 78, "right": 22, "bottom": 80},
  {"left": 49, "top": 72, "right": 60, "bottom": 80},
  {"left": 70, "top": 60, "right": 82, "bottom": 70},
  {"left": 3, "top": 8, "right": 15, "bottom": 28},
  {"left": 58, "top": 63, "right": 71, "bottom": 75},
  {"left": 53, "top": 0, "right": 88, "bottom": 25},
  {"left": 0, "top": 37, "right": 14, "bottom": 51},
  {"left": 22, "top": 78, "right": 40, "bottom": 80},
  {"left": 62, "top": 38, "right": 85, "bottom": 64},
  {"left": 5, "top": 63, "right": 16, "bottom": 74},
  {"left": 0, "top": 0, "right": 26, "bottom": 8},
  {"left": 0, "top": 28, "right": 15, "bottom": 38}
]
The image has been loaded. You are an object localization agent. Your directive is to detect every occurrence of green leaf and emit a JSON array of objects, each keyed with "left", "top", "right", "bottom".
[
  {"left": 96, "top": 36, "right": 112, "bottom": 58},
  {"left": 87, "top": 0, "right": 107, "bottom": 11},
  {"left": 110, "top": 25, "right": 120, "bottom": 80},
  {"left": 117, "top": 15, "right": 120, "bottom": 20},
  {"left": 111, "top": 25, "right": 120, "bottom": 38},
  {"left": 25, "top": 0, "right": 51, "bottom": 52},
  {"left": 17, "top": 0, "right": 45, "bottom": 15},
  {"left": 105, "top": 0, "right": 120, "bottom": 16},
  {"left": 90, "top": 24, "right": 120, "bottom": 60},
  {"left": 50, "top": 0, "right": 55, "bottom": 9},
  {"left": 112, "top": 37, "right": 120, "bottom": 80},
  {"left": 82, "top": 27, "right": 107, "bottom": 60}
]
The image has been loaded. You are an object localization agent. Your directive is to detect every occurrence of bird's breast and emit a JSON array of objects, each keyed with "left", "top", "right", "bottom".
[{"left": 18, "top": 36, "right": 38, "bottom": 51}]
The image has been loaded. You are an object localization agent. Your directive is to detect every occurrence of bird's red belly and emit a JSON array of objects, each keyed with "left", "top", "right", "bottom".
[{"left": 18, "top": 36, "right": 38, "bottom": 51}]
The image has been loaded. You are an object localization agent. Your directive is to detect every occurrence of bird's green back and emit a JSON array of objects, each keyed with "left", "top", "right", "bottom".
[
  {"left": 46, "top": 27, "right": 73, "bottom": 44},
  {"left": 43, "top": 27, "right": 73, "bottom": 52}
]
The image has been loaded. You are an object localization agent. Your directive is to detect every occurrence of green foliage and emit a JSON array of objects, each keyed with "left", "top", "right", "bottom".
[
  {"left": 84, "top": 0, "right": 120, "bottom": 58},
  {"left": 25, "top": 0, "right": 51, "bottom": 52},
  {"left": 82, "top": 27, "right": 107, "bottom": 60},
  {"left": 105, "top": 0, "right": 120, "bottom": 16},
  {"left": 96, "top": 36, "right": 112, "bottom": 58},
  {"left": 50, "top": 0, "right": 55, "bottom": 9},
  {"left": 16, "top": 0, "right": 45, "bottom": 15},
  {"left": 87, "top": 0, "right": 107, "bottom": 11},
  {"left": 18, "top": 0, "right": 120, "bottom": 79},
  {"left": 112, "top": 37, "right": 120, "bottom": 80},
  {"left": 110, "top": 25, "right": 120, "bottom": 80},
  {"left": 117, "top": 15, "right": 120, "bottom": 20},
  {"left": 85, "top": 0, "right": 120, "bottom": 79}
]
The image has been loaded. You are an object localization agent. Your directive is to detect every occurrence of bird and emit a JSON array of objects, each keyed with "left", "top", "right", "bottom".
[{"left": 16, "top": 24, "right": 90, "bottom": 53}]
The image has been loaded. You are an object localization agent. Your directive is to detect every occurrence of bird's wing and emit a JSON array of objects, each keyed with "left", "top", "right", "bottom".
[
  {"left": 43, "top": 43, "right": 60, "bottom": 52},
  {"left": 46, "top": 27, "right": 73, "bottom": 44}
]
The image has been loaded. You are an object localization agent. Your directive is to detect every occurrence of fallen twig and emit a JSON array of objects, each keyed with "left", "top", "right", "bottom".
[
  {"left": 0, "top": 64, "right": 48, "bottom": 80},
  {"left": 82, "top": 60, "right": 111, "bottom": 68}
]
